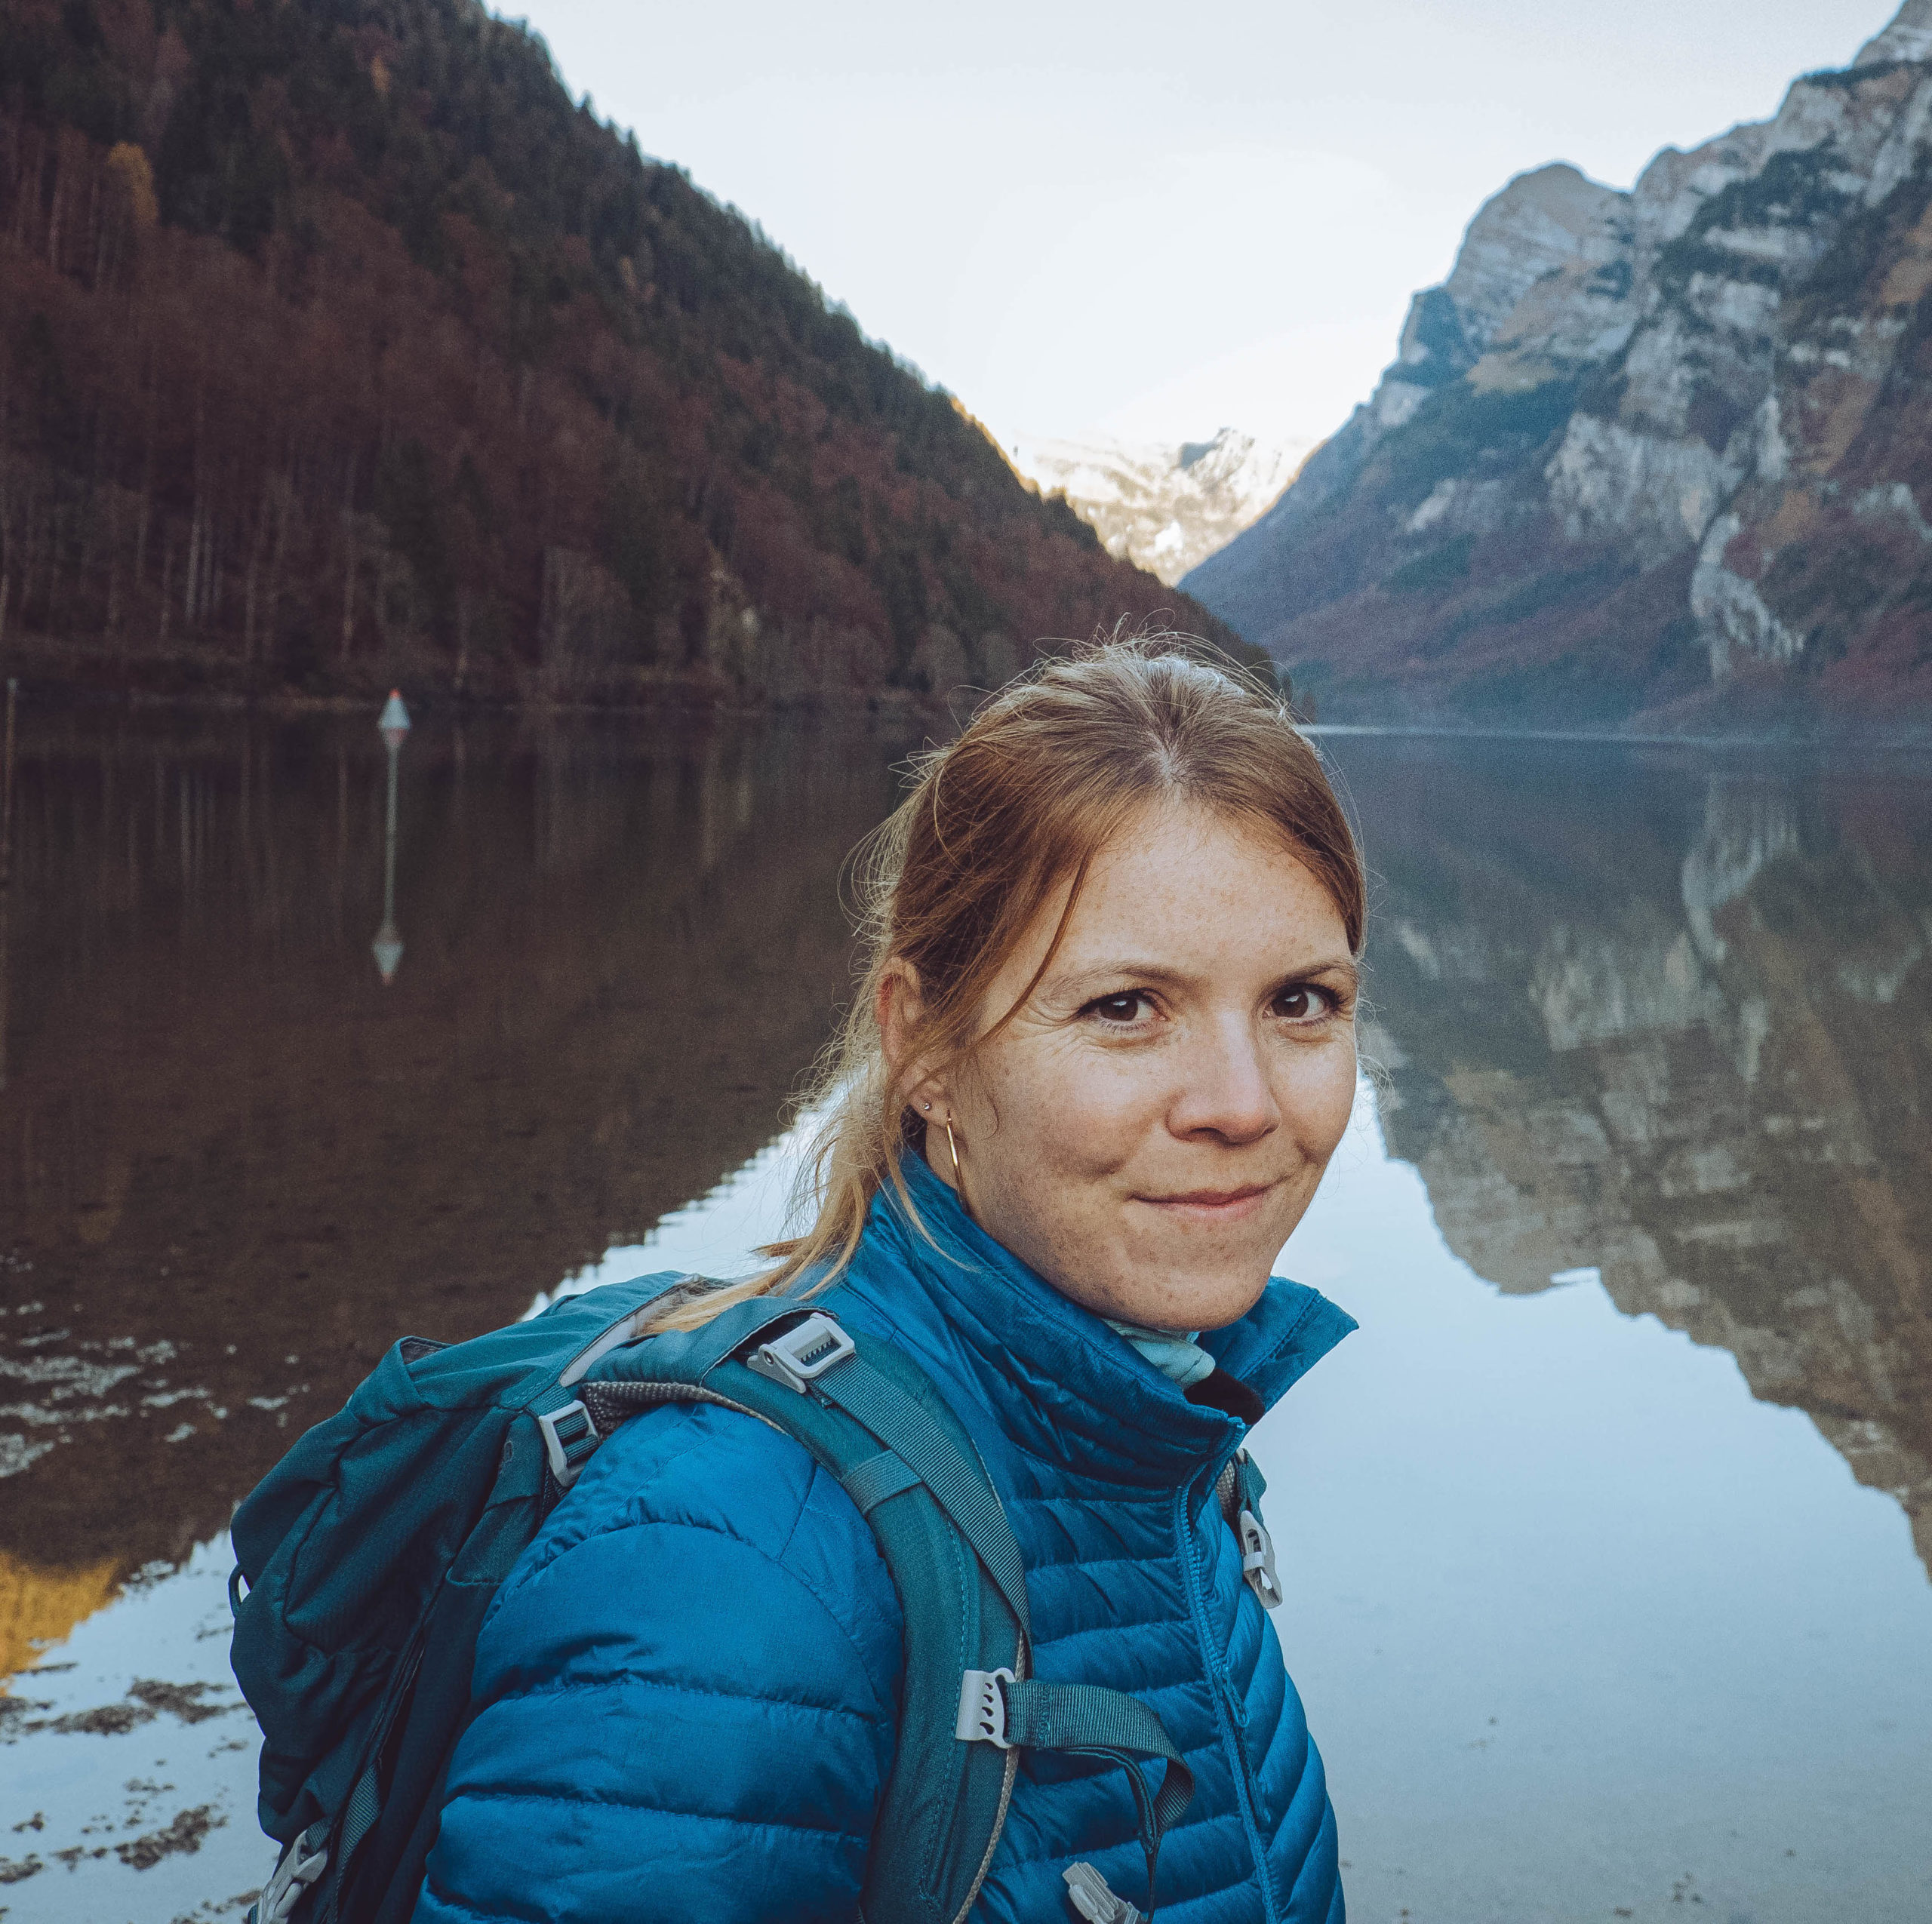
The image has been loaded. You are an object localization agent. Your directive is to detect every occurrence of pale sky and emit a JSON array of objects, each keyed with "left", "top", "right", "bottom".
[{"left": 516, "top": 2, "right": 1900, "bottom": 454}]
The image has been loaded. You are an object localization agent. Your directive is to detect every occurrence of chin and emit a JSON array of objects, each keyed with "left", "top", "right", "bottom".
[{"left": 1134, "top": 1264, "right": 1272, "bottom": 1333}]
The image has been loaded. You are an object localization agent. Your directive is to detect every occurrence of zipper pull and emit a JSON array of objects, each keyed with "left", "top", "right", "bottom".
[{"left": 1219, "top": 1667, "right": 1251, "bottom": 1731}]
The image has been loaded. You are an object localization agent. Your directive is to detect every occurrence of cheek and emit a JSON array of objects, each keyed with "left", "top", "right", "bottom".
[
  {"left": 1290, "top": 1038, "right": 1358, "bottom": 1157},
  {"left": 975, "top": 1042, "right": 1158, "bottom": 1177}
]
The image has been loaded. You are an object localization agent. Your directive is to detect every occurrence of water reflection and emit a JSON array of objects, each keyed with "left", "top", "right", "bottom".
[
  {"left": 5, "top": 724, "right": 1926, "bottom": 1634},
  {"left": 0, "top": 708, "right": 907, "bottom": 1676},
  {"left": 2, "top": 720, "right": 1928, "bottom": 1921},
  {"left": 372, "top": 692, "right": 413, "bottom": 985},
  {"left": 2, "top": 675, "right": 17, "bottom": 1092},
  {"left": 1326, "top": 735, "right": 1932, "bottom": 1576}
]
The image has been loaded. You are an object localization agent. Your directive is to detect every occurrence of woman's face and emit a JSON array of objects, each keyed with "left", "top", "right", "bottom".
[{"left": 899, "top": 798, "right": 1358, "bottom": 1332}]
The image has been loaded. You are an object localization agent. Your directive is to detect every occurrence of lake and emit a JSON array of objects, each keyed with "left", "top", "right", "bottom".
[{"left": 0, "top": 709, "right": 1927, "bottom": 1924}]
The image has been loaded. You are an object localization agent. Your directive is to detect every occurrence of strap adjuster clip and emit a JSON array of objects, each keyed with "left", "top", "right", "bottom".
[
  {"left": 1064, "top": 1861, "right": 1146, "bottom": 1924},
  {"left": 1238, "top": 1507, "right": 1282, "bottom": 1609},
  {"left": 746, "top": 1312, "right": 856, "bottom": 1393},
  {"left": 251, "top": 1822, "right": 329, "bottom": 1923},
  {"left": 955, "top": 1666, "right": 1016, "bottom": 1748},
  {"left": 535, "top": 1399, "right": 598, "bottom": 1489}
]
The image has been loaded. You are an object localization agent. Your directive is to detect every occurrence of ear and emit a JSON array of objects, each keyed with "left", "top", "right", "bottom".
[{"left": 877, "top": 961, "right": 949, "bottom": 1117}]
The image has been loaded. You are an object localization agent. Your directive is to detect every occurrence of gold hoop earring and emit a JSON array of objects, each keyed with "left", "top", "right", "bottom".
[{"left": 944, "top": 1120, "right": 961, "bottom": 1181}]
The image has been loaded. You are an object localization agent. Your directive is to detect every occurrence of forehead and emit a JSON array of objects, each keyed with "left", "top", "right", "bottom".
[{"left": 1055, "top": 799, "right": 1343, "bottom": 965}]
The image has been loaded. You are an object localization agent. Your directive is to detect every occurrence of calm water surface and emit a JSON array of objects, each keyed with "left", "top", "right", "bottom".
[{"left": 0, "top": 713, "right": 1926, "bottom": 1924}]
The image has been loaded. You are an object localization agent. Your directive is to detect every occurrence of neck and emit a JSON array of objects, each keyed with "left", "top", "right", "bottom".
[{"left": 1102, "top": 1317, "right": 1217, "bottom": 1388}]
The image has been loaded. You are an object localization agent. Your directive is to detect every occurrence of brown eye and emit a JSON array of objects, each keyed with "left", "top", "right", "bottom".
[
  {"left": 1273, "top": 985, "right": 1332, "bottom": 1022},
  {"left": 1088, "top": 991, "right": 1152, "bottom": 1024}
]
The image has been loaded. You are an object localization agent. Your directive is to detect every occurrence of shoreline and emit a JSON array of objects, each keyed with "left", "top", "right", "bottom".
[
  {"left": 5, "top": 658, "right": 1931, "bottom": 753},
  {"left": 1302, "top": 720, "right": 1932, "bottom": 755}
]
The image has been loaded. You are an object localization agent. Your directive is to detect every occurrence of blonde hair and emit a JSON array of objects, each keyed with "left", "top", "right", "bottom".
[{"left": 652, "top": 633, "right": 1365, "bottom": 1330}]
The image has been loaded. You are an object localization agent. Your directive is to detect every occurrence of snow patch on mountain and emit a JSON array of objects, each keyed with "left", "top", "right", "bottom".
[{"left": 1007, "top": 429, "right": 1310, "bottom": 585}]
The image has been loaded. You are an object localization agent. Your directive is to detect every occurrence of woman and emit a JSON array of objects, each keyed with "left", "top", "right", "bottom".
[{"left": 414, "top": 639, "right": 1364, "bottom": 1923}]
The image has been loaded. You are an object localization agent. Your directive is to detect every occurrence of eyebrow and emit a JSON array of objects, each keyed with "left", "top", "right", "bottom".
[{"left": 1055, "top": 956, "right": 1361, "bottom": 997}]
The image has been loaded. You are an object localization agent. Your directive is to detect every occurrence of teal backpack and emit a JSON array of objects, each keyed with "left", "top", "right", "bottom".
[{"left": 229, "top": 1274, "right": 1235, "bottom": 1924}]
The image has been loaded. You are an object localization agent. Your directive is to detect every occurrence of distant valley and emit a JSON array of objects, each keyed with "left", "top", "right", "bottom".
[{"left": 1186, "top": 0, "right": 1932, "bottom": 736}]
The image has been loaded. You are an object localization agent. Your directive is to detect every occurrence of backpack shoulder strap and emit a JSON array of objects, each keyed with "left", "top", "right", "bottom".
[{"left": 587, "top": 1302, "right": 1194, "bottom": 1924}]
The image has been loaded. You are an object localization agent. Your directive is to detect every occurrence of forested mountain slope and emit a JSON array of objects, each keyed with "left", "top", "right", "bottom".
[
  {"left": 0, "top": 0, "right": 1237, "bottom": 705},
  {"left": 1186, "top": 2, "right": 1932, "bottom": 736}
]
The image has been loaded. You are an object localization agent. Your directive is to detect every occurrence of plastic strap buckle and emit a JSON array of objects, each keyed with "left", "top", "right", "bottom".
[
  {"left": 535, "top": 1399, "right": 599, "bottom": 1490},
  {"left": 955, "top": 1666, "right": 1016, "bottom": 1748},
  {"left": 744, "top": 1312, "right": 857, "bottom": 1394},
  {"left": 1238, "top": 1507, "right": 1282, "bottom": 1609},
  {"left": 251, "top": 1822, "right": 329, "bottom": 1924},
  {"left": 1063, "top": 1861, "right": 1147, "bottom": 1924}
]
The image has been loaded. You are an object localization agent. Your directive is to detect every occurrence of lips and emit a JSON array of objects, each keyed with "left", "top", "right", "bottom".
[{"left": 1135, "top": 1182, "right": 1275, "bottom": 1221}]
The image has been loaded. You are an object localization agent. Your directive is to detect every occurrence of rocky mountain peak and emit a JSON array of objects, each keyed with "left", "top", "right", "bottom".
[
  {"left": 1183, "top": 0, "right": 1932, "bottom": 736},
  {"left": 1439, "top": 163, "right": 1632, "bottom": 356},
  {"left": 1379, "top": 163, "right": 1635, "bottom": 429},
  {"left": 1857, "top": 0, "right": 1932, "bottom": 68}
]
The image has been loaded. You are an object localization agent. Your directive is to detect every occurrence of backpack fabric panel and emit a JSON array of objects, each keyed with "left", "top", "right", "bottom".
[
  {"left": 229, "top": 1271, "right": 695, "bottom": 1876},
  {"left": 413, "top": 1397, "right": 905, "bottom": 1924}
]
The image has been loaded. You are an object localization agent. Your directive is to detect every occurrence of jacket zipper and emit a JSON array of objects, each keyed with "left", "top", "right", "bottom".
[{"left": 1174, "top": 1483, "right": 1281, "bottom": 1923}]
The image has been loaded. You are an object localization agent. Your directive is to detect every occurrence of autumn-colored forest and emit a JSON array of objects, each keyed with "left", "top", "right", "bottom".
[{"left": 0, "top": 0, "right": 1241, "bottom": 706}]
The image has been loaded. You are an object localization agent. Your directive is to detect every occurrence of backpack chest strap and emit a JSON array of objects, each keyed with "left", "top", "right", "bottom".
[{"left": 955, "top": 1668, "right": 1194, "bottom": 1913}]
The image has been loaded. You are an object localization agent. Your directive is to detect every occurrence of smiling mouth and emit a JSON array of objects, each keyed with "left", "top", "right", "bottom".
[{"left": 1135, "top": 1183, "right": 1275, "bottom": 1219}]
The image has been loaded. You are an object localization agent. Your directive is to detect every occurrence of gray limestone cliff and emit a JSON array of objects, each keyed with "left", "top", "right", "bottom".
[{"left": 1186, "top": 2, "right": 1932, "bottom": 735}]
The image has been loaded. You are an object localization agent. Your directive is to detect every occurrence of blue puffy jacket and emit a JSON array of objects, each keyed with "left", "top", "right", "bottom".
[{"left": 414, "top": 1151, "right": 1355, "bottom": 1922}]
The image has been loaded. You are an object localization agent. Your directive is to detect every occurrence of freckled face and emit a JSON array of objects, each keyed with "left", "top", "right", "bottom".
[{"left": 933, "top": 800, "right": 1358, "bottom": 1332}]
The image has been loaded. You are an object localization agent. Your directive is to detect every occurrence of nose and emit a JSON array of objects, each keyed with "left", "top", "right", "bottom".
[{"left": 1167, "top": 1013, "right": 1280, "bottom": 1146}]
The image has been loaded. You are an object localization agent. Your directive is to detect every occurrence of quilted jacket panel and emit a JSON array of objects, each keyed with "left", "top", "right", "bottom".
[{"left": 415, "top": 1151, "right": 1352, "bottom": 1923}]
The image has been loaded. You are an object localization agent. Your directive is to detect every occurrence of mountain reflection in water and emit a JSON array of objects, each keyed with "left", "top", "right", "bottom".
[{"left": 1325, "top": 734, "right": 1932, "bottom": 1578}]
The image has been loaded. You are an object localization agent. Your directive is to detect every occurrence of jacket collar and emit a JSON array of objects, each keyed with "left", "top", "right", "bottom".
[{"left": 829, "top": 1150, "right": 1355, "bottom": 1492}]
